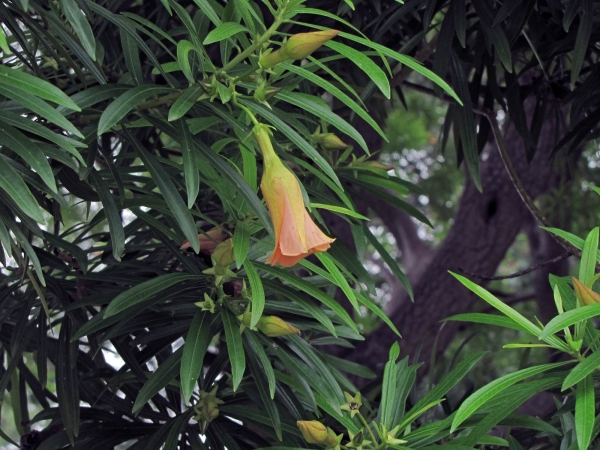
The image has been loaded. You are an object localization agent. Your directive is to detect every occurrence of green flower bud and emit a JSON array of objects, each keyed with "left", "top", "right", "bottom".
[
  {"left": 260, "top": 30, "right": 339, "bottom": 69},
  {"left": 212, "top": 238, "right": 235, "bottom": 268},
  {"left": 314, "top": 132, "right": 349, "bottom": 150},
  {"left": 297, "top": 420, "right": 329, "bottom": 444},
  {"left": 254, "top": 82, "right": 283, "bottom": 103},
  {"left": 256, "top": 315, "right": 300, "bottom": 337},
  {"left": 573, "top": 277, "right": 600, "bottom": 306}
]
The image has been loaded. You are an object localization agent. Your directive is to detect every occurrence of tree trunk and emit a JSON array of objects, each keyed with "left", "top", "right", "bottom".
[{"left": 341, "top": 105, "right": 563, "bottom": 372}]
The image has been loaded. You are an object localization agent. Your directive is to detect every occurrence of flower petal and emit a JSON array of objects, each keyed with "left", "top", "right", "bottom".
[{"left": 303, "top": 210, "right": 335, "bottom": 253}]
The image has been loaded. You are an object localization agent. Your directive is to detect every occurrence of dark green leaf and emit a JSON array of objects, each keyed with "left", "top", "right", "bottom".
[
  {"left": 203, "top": 22, "right": 247, "bottom": 45},
  {"left": 126, "top": 130, "right": 200, "bottom": 252},
  {"left": 104, "top": 273, "right": 199, "bottom": 318},
  {"left": 181, "top": 311, "right": 212, "bottom": 404},
  {"left": 0, "top": 64, "right": 81, "bottom": 110},
  {"left": 60, "top": 0, "right": 96, "bottom": 59},
  {"left": 89, "top": 171, "right": 125, "bottom": 261},
  {"left": 222, "top": 309, "right": 246, "bottom": 391},
  {"left": 133, "top": 347, "right": 183, "bottom": 413},
  {"left": 98, "top": 86, "right": 174, "bottom": 135}
]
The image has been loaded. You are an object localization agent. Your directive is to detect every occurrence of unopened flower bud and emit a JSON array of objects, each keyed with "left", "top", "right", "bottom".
[
  {"left": 314, "top": 133, "right": 349, "bottom": 150},
  {"left": 240, "top": 311, "right": 252, "bottom": 328},
  {"left": 297, "top": 421, "right": 329, "bottom": 444},
  {"left": 257, "top": 316, "right": 300, "bottom": 337},
  {"left": 212, "top": 239, "right": 235, "bottom": 268},
  {"left": 572, "top": 277, "right": 600, "bottom": 306},
  {"left": 260, "top": 30, "right": 339, "bottom": 69},
  {"left": 349, "top": 160, "right": 394, "bottom": 171},
  {"left": 254, "top": 83, "right": 283, "bottom": 103}
]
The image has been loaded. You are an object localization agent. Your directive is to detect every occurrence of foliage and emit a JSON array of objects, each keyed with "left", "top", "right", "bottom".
[
  {"left": 444, "top": 216, "right": 600, "bottom": 449},
  {"left": 0, "top": 0, "right": 459, "bottom": 448},
  {"left": 322, "top": 0, "right": 600, "bottom": 192}
]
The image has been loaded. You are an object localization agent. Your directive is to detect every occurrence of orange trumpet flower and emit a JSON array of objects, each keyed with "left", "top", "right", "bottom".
[{"left": 254, "top": 124, "right": 334, "bottom": 267}]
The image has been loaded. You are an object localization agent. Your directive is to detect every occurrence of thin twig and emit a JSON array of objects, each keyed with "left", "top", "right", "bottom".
[
  {"left": 401, "top": 80, "right": 590, "bottom": 263},
  {"left": 480, "top": 108, "right": 587, "bottom": 261},
  {"left": 458, "top": 252, "right": 571, "bottom": 281}
]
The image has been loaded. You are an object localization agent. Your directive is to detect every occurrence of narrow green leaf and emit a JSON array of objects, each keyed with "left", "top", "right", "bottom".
[
  {"left": 0, "top": 84, "right": 83, "bottom": 138},
  {"left": 0, "top": 123, "right": 57, "bottom": 192},
  {"left": 89, "top": 171, "right": 125, "bottom": 261},
  {"left": 203, "top": 22, "right": 247, "bottom": 45},
  {"left": 571, "top": 0, "right": 592, "bottom": 87},
  {"left": 177, "top": 40, "right": 199, "bottom": 84},
  {"left": 312, "top": 204, "right": 367, "bottom": 220},
  {"left": 244, "top": 330, "right": 276, "bottom": 399},
  {"left": 0, "top": 64, "right": 81, "bottom": 110},
  {"left": 56, "top": 318, "right": 79, "bottom": 445},
  {"left": 576, "top": 374, "right": 595, "bottom": 450},
  {"left": 133, "top": 347, "right": 183, "bottom": 413},
  {"left": 287, "top": 334, "right": 344, "bottom": 404},
  {"left": 451, "top": 360, "right": 574, "bottom": 432},
  {"left": 181, "top": 311, "right": 212, "bottom": 404},
  {"left": 380, "top": 342, "right": 400, "bottom": 427},
  {"left": 246, "top": 343, "right": 282, "bottom": 441},
  {"left": 275, "top": 91, "right": 369, "bottom": 153},
  {"left": 579, "top": 227, "right": 599, "bottom": 286},
  {"left": 450, "top": 55, "right": 481, "bottom": 190},
  {"left": 0, "top": 213, "right": 45, "bottom": 286},
  {"left": 192, "top": 0, "right": 221, "bottom": 26},
  {"left": 176, "top": 119, "right": 200, "bottom": 209},
  {"left": 364, "top": 224, "right": 413, "bottom": 300},
  {"left": 450, "top": 272, "right": 541, "bottom": 336},
  {"left": 60, "top": 0, "right": 96, "bottom": 60},
  {"left": 411, "top": 352, "right": 486, "bottom": 418},
  {"left": 317, "top": 252, "right": 358, "bottom": 311},
  {"left": 281, "top": 62, "right": 387, "bottom": 143},
  {"left": 0, "top": 110, "right": 86, "bottom": 160},
  {"left": 262, "top": 280, "right": 336, "bottom": 336},
  {"left": 0, "top": 27, "right": 9, "bottom": 54},
  {"left": 233, "top": 220, "right": 250, "bottom": 269},
  {"left": 56, "top": 84, "right": 129, "bottom": 115},
  {"left": 256, "top": 262, "right": 359, "bottom": 334},
  {"left": 326, "top": 41, "right": 390, "bottom": 99},
  {"left": 444, "top": 313, "right": 528, "bottom": 332},
  {"left": 239, "top": 143, "right": 257, "bottom": 192},
  {"left": 126, "top": 130, "right": 199, "bottom": 252},
  {"left": 121, "top": 30, "right": 144, "bottom": 85},
  {"left": 98, "top": 86, "right": 174, "bottom": 135},
  {"left": 0, "top": 159, "right": 44, "bottom": 222},
  {"left": 541, "top": 304, "right": 600, "bottom": 339},
  {"left": 243, "top": 260, "right": 264, "bottom": 329},
  {"left": 543, "top": 227, "right": 600, "bottom": 262},
  {"left": 355, "top": 292, "right": 402, "bottom": 338},
  {"left": 562, "top": 351, "right": 600, "bottom": 391},
  {"left": 43, "top": 232, "right": 88, "bottom": 274},
  {"left": 104, "top": 273, "right": 199, "bottom": 318},
  {"left": 221, "top": 309, "right": 245, "bottom": 391},
  {"left": 194, "top": 139, "right": 273, "bottom": 235},
  {"left": 331, "top": 30, "right": 460, "bottom": 104}
]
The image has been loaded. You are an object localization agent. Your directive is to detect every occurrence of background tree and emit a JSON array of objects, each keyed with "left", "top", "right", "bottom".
[{"left": 306, "top": 0, "right": 600, "bottom": 368}]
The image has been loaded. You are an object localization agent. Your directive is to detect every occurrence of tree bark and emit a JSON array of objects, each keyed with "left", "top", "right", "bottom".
[{"left": 340, "top": 105, "right": 563, "bottom": 372}]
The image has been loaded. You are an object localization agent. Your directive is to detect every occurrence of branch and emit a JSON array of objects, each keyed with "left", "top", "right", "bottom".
[
  {"left": 401, "top": 81, "right": 592, "bottom": 265},
  {"left": 458, "top": 252, "right": 571, "bottom": 281},
  {"left": 481, "top": 109, "right": 590, "bottom": 263}
]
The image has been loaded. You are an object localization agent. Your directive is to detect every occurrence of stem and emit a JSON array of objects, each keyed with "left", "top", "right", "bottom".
[
  {"left": 233, "top": 94, "right": 259, "bottom": 126},
  {"left": 221, "top": 2, "right": 287, "bottom": 73},
  {"left": 357, "top": 413, "right": 378, "bottom": 446}
]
